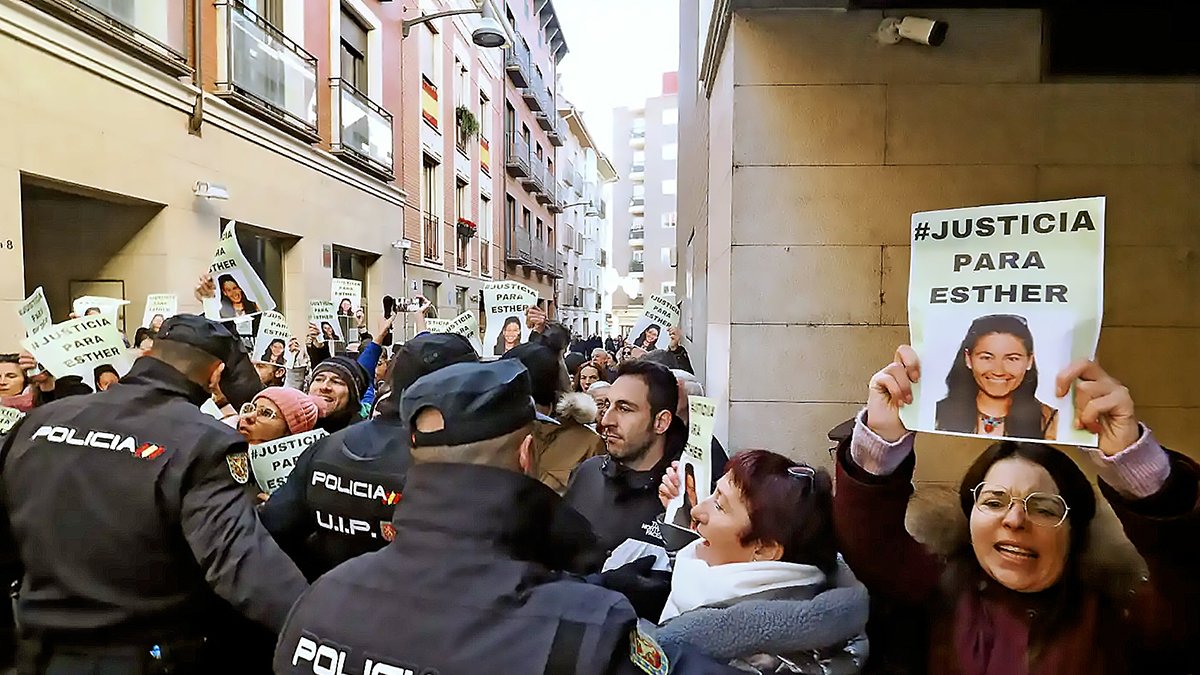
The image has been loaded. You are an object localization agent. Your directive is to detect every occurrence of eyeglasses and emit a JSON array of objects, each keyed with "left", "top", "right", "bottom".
[
  {"left": 971, "top": 482, "right": 1070, "bottom": 528},
  {"left": 239, "top": 402, "right": 280, "bottom": 421}
]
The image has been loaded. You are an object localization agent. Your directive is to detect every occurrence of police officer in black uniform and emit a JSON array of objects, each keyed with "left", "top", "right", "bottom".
[
  {"left": 275, "top": 359, "right": 741, "bottom": 675},
  {"left": 259, "top": 332, "right": 478, "bottom": 579},
  {"left": 0, "top": 315, "right": 307, "bottom": 674}
]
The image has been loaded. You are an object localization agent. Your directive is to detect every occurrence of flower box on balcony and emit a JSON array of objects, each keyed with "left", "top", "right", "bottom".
[{"left": 456, "top": 219, "right": 478, "bottom": 239}]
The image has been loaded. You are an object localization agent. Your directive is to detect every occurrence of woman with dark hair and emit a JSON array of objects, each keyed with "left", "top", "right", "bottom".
[
  {"left": 655, "top": 450, "right": 869, "bottom": 673},
  {"left": 493, "top": 316, "right": 522, "bottom": 356},
  {"left": 93, "top": 364, "right": 120, "bottom": 392},
  {"left": 261, "top": 338, "right": 287, "bottom": 365},
  {"left": 148, "top": 314, "right": 165, "bottom": 334},
  {"left": 634, "top": 323, "right": 661, "bottom": 349},
  {"left": 132, "top": 328, "right": 154, "bottom": 353},
  {"left": 320, "top": 322, "right": 338, "bottom": 343},
  {"left": 337, "top": 298, "right": 354, "bottom": 317},
  {"left": 217, "top": 274, "right": 259, "bottom": 319},
  {"left": 937, "top": 313, "right": 1057, "bottom": 440},
  {"left": 835, "top": 345, "right": 1200, "bottom": 674},
  {"left": 574, "top": 362, "right": 601, "bottom": 393}
]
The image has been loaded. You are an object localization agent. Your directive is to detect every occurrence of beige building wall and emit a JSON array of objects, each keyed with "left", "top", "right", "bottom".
[
  {"left": 681, "top": 7, "right": 1200, "bottom": 480},
  {"left": 0, "top": 1, "right": 408, "bottom": 344}
]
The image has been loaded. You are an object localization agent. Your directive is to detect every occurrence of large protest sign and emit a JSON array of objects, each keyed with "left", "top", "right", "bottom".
[
  {"left": 332, "top": 278, "right": 363, "bottom": 339},
  {"left": 629, "top": 295, "right": 679, "bottom": 351},
  {"left": 664, "top": 396, "right": 716, "bottom": 533},
  {"left": 0, "top": 406, "right": 26, "bottom": 435},
  {"left": 483, "top": 281, "right": 536, "bottom": 357},
  {"left": 142, "top": 294, "right": 177, "bottom": 331},
  {"left": 18, "top": 287, "right": 51, "bottom": 336},
  {"left": 309, "top": 300, "right": 345, "bottom": 345},
  {"left": 250, "top": 429, "right": 328, "bottom": 494},
  {"left": 445, "top": 311, "right": 484, "bottom": 356},
  {"left": 900, "top": 197, "right": 1104, "bottom": 447},
  {"left": 253, "top": 311, "right": 295, "bottom": 368},
  {"left": 72, "top": 296, "right": 128, "bottom": 324},
  {"left": 424, "top": 318, "right": 452, "bottom": 333},
  {"left": 205, "top": 222, "right": 275, "bottom": 322},
  {"left": 22, "top": 315, "right": 136, "bottom": 386}
]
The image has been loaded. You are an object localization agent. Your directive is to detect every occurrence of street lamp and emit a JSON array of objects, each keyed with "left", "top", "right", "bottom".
[
  {"left": 562, "top": 200, "right": 599, "bottom": 217},
  {"left": 402, "top": 0, "right": 510, "bottom": 48}
]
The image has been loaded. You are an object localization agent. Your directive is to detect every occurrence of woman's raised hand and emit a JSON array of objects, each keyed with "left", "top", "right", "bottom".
[
  {"left": 194, "top": 273, "right": 216, "bottom": 302},
  {"left": 1056, "top": 360, "right": 1139, "bottom": 457},
  {"left": 867, "top": 346, "right": 921, "bottom": 443},
  {"left": 658, "top": 461, "right": 682, "bottom": 509}
]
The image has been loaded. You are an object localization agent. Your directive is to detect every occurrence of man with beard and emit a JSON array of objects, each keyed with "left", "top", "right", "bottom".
[{"left": 564, "top": 360, "right": 684, "bottom": 557}]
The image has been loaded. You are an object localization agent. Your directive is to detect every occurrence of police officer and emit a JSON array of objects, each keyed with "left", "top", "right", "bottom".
[
  {"left": 259, "top": 332, "right": 477, "bottom": 579},
  {"left": 0, "top": 315, "right": 307, "bottom": 674},
  {"left": 274, "top": 360, "right": 742, "bottom": 675}
]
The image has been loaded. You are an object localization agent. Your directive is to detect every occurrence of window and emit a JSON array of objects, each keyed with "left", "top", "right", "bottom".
[
  {"left": 662, "top": 108, "right": 678, "bottom": 125},
  {"left": 632, "top": 150, "right": 645, "bottom": 167},
  {"left": 663, "top": 143, "right": 677, "bottom": 161},
  {"left": 456, "top": 178, "right": 470, "bottom": 269},
  {"left": 522, "top": 207, "right": 531, "bottom": 232},
  {"left": 521, "top": 124, "right": 530, "bottom": 145},
  {"left": 506, "top": 194, "right": 517, "bottom": 231},
  {"left": 480, "top": 195, "right": 492, "bottom": 275},
  {"left": 662, "top": 179, "right": 677, "bottom": 195},
  {"left": 253, "top": 0, "right": 283, "bottom": 27},
  {"left": 662, "top": 212, "right": 677, "bottom": 228},
  {"left": 536, "top": 217, "right": 544, "bottom": 241},
  {"left": 422, "top": 154, "right": 441, "bottom": 261},
  {"left": 332, "top": 246, "right": 370, "bottom": 336},
  {"left": 661, "top": 247, "right": 672, "bottom": 265},
  {"left": 631, "top": 117, "right": 646, "bottom": 137},
  {"left": 479, "top": 91, "right": 491, "bottom": 141},
  {"left": 420, "top": 25, "right": 439, "bottom": 87},
  {"left": 455, "top": 286, "right": 468, "bottom": 316},
  {"left": 340, "top": 7, "right": 369, "bottom": 92},
  {"left": 1045, "top": 7, "right": 1200, "bottom": 76},
  {"left": 455, "top": 58, "right": 468, "bottom": 109},
  {"left": 505, "top": 102, "right": 515, "bottom": 138},
  {"left": 422, "top": 281, "right": 441, "bottom": 308},
  {"left": 226, "top": 222, "right": 287, "bottom": 309},
  {"left": 632, "top": 250, "right": 644, "bottom": 263},
  {"left": 661, "top": 282, "right": 676, "bottom": 296},
  {"left": 632, "top": 184, "right": 645, "bottom": 199},
  {"left": 535, "top": 143, "right": 543, "bottom": 160}
]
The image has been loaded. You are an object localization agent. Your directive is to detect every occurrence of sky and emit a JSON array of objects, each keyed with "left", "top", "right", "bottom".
[{"left": 552, "top": 0, "right": 680, "bottom": 158}]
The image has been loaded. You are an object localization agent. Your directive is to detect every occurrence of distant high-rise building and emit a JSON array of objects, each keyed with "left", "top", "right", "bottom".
[{"left": 611, "top": 73, "right": 679, "bottom": 335}]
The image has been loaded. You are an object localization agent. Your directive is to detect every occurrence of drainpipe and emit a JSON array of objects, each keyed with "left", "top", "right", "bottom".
[{"left": 188, "top": 0, "right": 203, "bottom": 136}]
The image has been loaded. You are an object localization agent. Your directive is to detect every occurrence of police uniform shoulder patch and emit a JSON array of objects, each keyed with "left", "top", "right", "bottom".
[
  {"left": 629, "top": 625, "right": 669, "bottom": 675},
  {"left": 226, "top": 452, "right": 250, "bottom": 484},
  {"left": 380, "top": 521, "right": 396, "bottom": 542}
]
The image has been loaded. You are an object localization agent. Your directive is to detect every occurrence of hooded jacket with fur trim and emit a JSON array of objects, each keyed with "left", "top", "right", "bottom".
[{"left": 532, "top": 393, "right": 605, "bottom": 495}]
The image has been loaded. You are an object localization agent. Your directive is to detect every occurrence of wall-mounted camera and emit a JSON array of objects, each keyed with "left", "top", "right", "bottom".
[{"left": 876, "top": 16, "right": 949, "bottom": 47}]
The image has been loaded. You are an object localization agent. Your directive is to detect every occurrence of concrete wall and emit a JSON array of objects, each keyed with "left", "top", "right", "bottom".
[{"left": 687, "top": 8, "right": 1200, "bottom": 478}]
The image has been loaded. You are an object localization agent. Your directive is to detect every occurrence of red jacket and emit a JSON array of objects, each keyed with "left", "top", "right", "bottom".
[{"left": 833, "top": 442, "right": 1200, "bottom": 675}]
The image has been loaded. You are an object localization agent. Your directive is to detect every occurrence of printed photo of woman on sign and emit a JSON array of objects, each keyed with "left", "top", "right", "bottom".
[
  {"left": 935, "top": 314, "right": 1059, "bottom": 441},
  {"left": 260, "top": 338, "right": 287, "bottom": 366},
  {"left": 634, "top": 324, "right": 661, "bottom": 350},
  {"left": 493, "top": 316, "right": 522, "bottom": 356},
  {"left": 218, "top": 273, "right": 260, "bottom": 319}
]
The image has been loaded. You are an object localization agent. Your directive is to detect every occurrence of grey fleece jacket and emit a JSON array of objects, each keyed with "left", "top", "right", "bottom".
[{"left": 653, "top": 561, "right": 870, "bottom": 666}]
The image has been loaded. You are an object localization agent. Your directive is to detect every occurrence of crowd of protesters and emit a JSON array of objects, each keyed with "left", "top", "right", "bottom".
[{"left": 0, "top": 281, "right": 1195, "bottom": 675}]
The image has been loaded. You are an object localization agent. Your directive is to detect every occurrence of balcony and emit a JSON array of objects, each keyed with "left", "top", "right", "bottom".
[
  {"left": 536, "top": 92, "right": 556, "bottom": 131},
  {"left": 563, "top": 161, "right": 575, "bottom": 185},
  {"left": 629, "top": 163, "right": 645, "bottom": 182},
  {"left": 537, "top": 169, "right": 557, "bottom": 206},
  {"left": 522, "top": 69, "right": 545, "bottom": 113},
  {"left": 547, "top": 181, "right": 567, "bottom": 213},
  {"left": 531, "top": 236, "right": 547, "bottom": 270},
  {"left": 505, "top": 35, "right": 530, "bottom": 88},
  {"left": 629, "top": 227, "right": 645, "bottom": 242},
  {"left": 32, "top": 0, "right": 190, "bottom": 76},
  {"left": 505, "top": 226, "right": 532, "bottom": 265},
  {"left": 330, "top": 79, "right": 394, "bottom": 180},
  {"left": 629, "top": 197, "right": 645, "bottom": 215},
  {"left": 547, "top": 115, "right": 566, "bottom": 147},
  {"left": 545, "top": 244, "right": 563, "bottom": 278},
  {"left": 630, "top": 260, "right": 645, "bottom": 273},
  {"left": 600, "top": 249, "right": 608, "bottom": 267},
  {"left": 480, "top": 240, "right": 492, "bottom": 276},
  {"left": 423, "top": 213, "right": 440, "bottom": 261},
  {"left": 563, "top": 224, "right": 575, "bottom": 250},
  {"left": 524, "top": 155, "right": 545, "bottom": 194},
  {"left": 214, "top": 2, "right": 319, "bottom": 141},
  {"left": 505, "top": 133, "right": 530, "bottom": 178},
  {"left": 598, "top": 199, "right": 608, "bottom": 219}
]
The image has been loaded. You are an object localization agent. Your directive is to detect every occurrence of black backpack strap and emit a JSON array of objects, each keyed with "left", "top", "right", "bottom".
[{"left": 544, "top": 620, "right": 586, "bottom": 675}]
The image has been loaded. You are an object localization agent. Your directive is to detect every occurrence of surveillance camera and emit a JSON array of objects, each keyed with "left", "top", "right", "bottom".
[
  {"left": 391, "top": 240, "right": 412, "bottom": 250},
  {"left": 876, "top": 16, "right": 948, "bottom": 47},
  {"left": 472, "top": 18, "right": 506, "bottom": 48}
]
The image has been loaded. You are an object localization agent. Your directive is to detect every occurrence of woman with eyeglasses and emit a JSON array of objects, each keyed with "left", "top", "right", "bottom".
[
  {"left": 835, "top": 345, "right": 1200, "bottom": 674},
  {"left": 653, "top": 450, "right": 869, "bottom": 674},
  {"left": 236, "top": 387, "right": 325, "bottom": 446},
  {"left": 937, "top": 314, "right": 1058, "bottom": 440}
]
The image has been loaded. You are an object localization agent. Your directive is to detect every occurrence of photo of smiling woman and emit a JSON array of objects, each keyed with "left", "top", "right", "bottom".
[
  {"left": 492, "top": 316, "right": 523, "bottom": 356},
  {"left": 936, "top": 314, "right": 1058, "bottom": 441},
  {"left": 217, "top": 274, "right": 260, "bottom": 319}
]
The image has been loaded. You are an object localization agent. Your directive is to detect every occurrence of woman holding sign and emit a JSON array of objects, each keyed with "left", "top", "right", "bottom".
[
  {"left": 936, "top": 314, "right": 1058, "bottom": 440},
  {"left": 835, "top": 346, "right": 1200, "bottom": 674}
]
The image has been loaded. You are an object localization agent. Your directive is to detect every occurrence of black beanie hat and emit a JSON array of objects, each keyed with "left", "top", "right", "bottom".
[{"left": 313, "top": 355, "right": 369, "bottom": 406}]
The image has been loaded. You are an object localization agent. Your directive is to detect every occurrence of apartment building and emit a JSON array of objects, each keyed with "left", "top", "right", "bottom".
[
  {"left": 500, "top": 0, "right": 567, "bottom": 314},
  {"left": 406, "top": 0, "right": 507, "bottom": 321},
  {"left": 679, "top": 3, "right": 1200, "bottom": 473},
  {"left": 556, "top": 100, "right": 617, "bottom": 339},
  {"left": 611, "top": 73, "right": 679, "bottom": 335}
]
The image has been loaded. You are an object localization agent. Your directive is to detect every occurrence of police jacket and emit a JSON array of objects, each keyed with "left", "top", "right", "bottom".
[
  {"left": 275, "top": 462, "right": 742, "bottom": 675},
  {"left": 259, "top": 415, "right": 409, "bottom": 580},
  {"left": 0, "top": 357, "right": 307, "bottom": 641}
]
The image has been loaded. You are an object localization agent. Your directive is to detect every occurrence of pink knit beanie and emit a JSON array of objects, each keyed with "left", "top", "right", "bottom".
[{"left": 254, "top": 387, "right": 325, "bottom": 434}]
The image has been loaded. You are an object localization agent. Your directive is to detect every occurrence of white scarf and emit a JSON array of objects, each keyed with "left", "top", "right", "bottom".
[{"left": 659, "top": 540, "right": 827, "bottom": 623}]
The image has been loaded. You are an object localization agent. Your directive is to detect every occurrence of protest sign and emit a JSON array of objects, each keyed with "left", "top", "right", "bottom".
[
  {"left": 22, "top": 315, "right": 136, "bottom": 385},
  {"left": 629, "top": 295, "right": 679, "bottom": 351},
  {"left": 900, "top": 197, "right": 1104, "bottom": 447},
  {"left": 309, "top": 299, "right": 345, "bottom": 345},
  {"left": 332, "top": 278, "right": 364, "bottom": 339},
  {"left": 18, "top": 287, "right": 51, "bottom": 336},
  {"left": 253, "top": 311, "right": 295, "bottom": 368},
  {"left": 72, "top": 296, "right": 128, "bottom": 324},
  {"left": 445, "top": 311, "right": 484, "bottom": 356},
  {"left": 664, "top": 396, "right": 715, "bottom": 533},
  {"left": 250, "top": 429, "right": 328, "bottom": 494},
  {"left": 205, "top": 221, "right": 275, "bottom": 321},
  {"left": 142, "top": 294, "right": 177, "bottom": 331},
  {"left": 424, "top": 318, "right": 452, "bottom": 333},
  {"left": 483, "top": 281, "right": 536, "bottom": 357},
  {"left": 0, "top": 406, "right": 26, "bottom": 435}
]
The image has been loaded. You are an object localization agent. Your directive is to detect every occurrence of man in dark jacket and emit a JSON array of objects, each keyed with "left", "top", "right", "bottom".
[
  {"left": 0, "top": 315, "right": 306, "bottom": 674},
  {"left": 565, "top": 359, "right": 685, "bottom": 556},
  {"left": 260, "top": 333, "right": 477, "bottom": 580},
  {"left": 275, "top": 359, "right": 739, "bottom": 675}
]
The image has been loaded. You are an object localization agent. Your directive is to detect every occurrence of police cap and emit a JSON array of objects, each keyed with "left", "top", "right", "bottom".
[
  {"left": 402, "top": 360, "right": 556, "bottom": 448},
  {"left": 390, "top": 332, "right": 479, "bottom": 393},
  {"left": 156, "top": 314, "right": 238, "bottom": 361}
]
